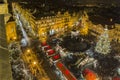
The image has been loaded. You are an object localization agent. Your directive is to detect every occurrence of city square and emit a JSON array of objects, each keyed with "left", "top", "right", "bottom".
[{"left": 0, "top": 0, "right": 120, "bottom": 80}]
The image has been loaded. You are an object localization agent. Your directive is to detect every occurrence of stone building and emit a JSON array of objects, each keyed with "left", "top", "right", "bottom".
[
  {"left": 12, "top": 2, "right": 80, "bottom": 42},
  {"left": 89, "top": 22, "right": 120, "bottom": 43},
  {"left": 0, "top": 0, "right": 13, "bottom": 79}
]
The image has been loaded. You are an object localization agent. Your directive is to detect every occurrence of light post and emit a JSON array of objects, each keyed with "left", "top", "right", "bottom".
[
  {"left": 33, "top": 61, "right": 37, "bottom": 65},
  {"left": 32, "top": 61, "right": 37, "bottom": 76},
  {"left": 13, "top": 37, "right": 16, "bottom": 40},
  {"left": 27, "top": 49, "right": 31, "bottom": 53}
]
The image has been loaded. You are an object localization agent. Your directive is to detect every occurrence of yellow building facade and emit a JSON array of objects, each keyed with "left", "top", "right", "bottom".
[
  {"left": 6, "top": 21, "right": 17, "bottom": 43},
  {"left": 36, "top": 11, "right": 79, "bottom": 42},
  {"left": 111, "top": 24, "right": 120, "bottom": 43},
  {"left": 79, "top": 11, "right": 89, "bottom": 36},
  {"left": 12, "top": 3, "right": 89, "bottom": 43},
  {"left": 88, "top": 22, "right": 120, "bottom": 43}
]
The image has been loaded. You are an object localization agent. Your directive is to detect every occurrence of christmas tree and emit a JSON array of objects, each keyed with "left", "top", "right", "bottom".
[{"left": 95, "top": 27, "right": 111, "bottom": 55}]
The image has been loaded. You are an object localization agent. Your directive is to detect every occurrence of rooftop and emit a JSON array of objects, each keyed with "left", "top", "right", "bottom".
[
  {"left": 17, "top": 0, "right": 69, "bottom": 19},
  {"left": 65, "top": 0, "right": 120, "bottom": 7}
]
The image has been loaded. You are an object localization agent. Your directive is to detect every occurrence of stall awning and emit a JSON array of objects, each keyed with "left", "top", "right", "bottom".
[
  {"left": 113, "top": 77, "right": 120, "bottom": 80},
  {"left": 82, "top": 68, "right": 98, "bottom": 80},
  {"left": 52, "top": 54, "right": 61, "bottom": 61},
  {"left": 44, "top": 45, "right": 51, "bottom": 50},
  {"left": 41, "top": 41, "right": 47, "bottom": 46},
  {"left": 47, "top": 49, "right": 55, "bottom": 56},
  {"left": 56, "top": 61, "right": 77, "bottom": 80}
]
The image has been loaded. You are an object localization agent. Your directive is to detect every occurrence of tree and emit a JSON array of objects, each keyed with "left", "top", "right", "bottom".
[
  {"left": 95, "top": 28, "right": 111, "bottom": 55},
  {"left": 9, "top": 42, "right": 33, "bottom": 80}
]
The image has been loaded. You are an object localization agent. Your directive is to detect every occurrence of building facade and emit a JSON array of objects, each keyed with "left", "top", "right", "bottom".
[
  {"left": 12, "top": 3, "right": 82, "bottom": 42},
  {"left": 89, "top": 22, "right": 120, "bottom": 43},
  {"left": 13, "top": 2, "right": 120, "bottom": 43},
  {"left": 0, "top": 0, "right": 13, "bottom": 79},
  {"left": 6, "top": 21, "right": 17, "bottom": 43}
]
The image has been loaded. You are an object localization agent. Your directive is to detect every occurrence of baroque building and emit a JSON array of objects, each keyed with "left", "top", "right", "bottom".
[
  {"left": 12, "top": 2, "right": 84, "bottom": 42},
  {"left": 88, "top": 22, "right": 120, "bottom": 43}
]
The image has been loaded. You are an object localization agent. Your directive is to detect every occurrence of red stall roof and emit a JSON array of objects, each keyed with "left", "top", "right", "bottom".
[
  {"left": 113, "top": 77, "right": 120, "bottom": 80},
  {"left": 52, "top": 54, "right": 61, "bottom": 61},
  {"left": 47, "top": 49, "right": 55, "bottom": 56},
  {"left": 44, "top": 45, "right": 51, "bottom": 50},
  {"left": 82, "top": 68, "right": 98, "bottom": 80},
  {"left": 41, "top": 42, "right": 47, "bottom": 46},
  {"left": 56, "top": 61, "right": 77, "bottom": 80}
]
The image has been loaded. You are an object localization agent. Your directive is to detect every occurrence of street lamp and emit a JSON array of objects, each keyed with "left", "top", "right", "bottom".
[
  {"left": 13, "top": 37, "right": 16, "bottom": 40},
  {"left": 27, "top": 49, "right": 31, "bottom": 53},
  {"left": 33, "top": 61, "right": 37, "bottom": 65}
]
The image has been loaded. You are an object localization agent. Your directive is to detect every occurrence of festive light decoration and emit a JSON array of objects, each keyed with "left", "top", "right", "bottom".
[{"left": 95, "top": 27, "right": 111, "bottom": 55}]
